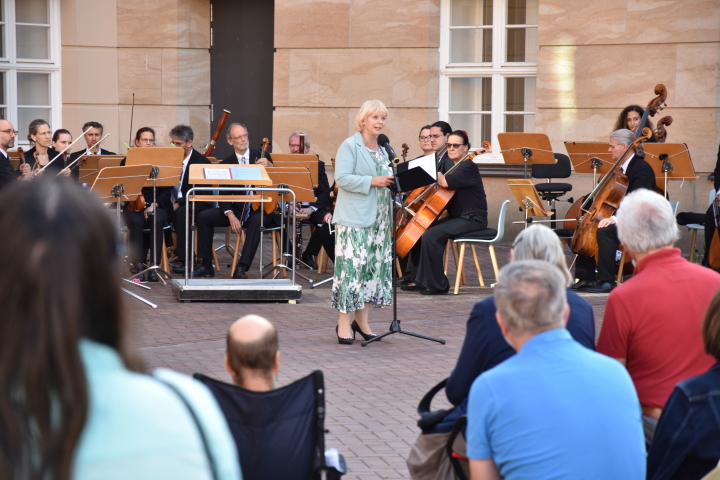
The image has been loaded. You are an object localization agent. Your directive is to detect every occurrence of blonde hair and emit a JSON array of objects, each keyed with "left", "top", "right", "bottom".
[{"left": 354, "top": 99, "right": 388, "bottom": 132}]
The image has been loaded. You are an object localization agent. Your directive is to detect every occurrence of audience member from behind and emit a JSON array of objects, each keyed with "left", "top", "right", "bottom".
[
  {"left": 225, "top": 315, "right": 280, "bottom": 391},
  {"left": 597, "top": 189, "right": 720, "bottom": 444},
  {"left": 647, "top": 289, "right": 720, "bottom": 480},
  {"left": 0, "top": 179, "right": 240, "bottom": 480},
  {"left": 467, "top": 260, "right": 645, "bottom": 479},
  {"left": 444, "top": 224, "right": 595, "bottom": 413}
]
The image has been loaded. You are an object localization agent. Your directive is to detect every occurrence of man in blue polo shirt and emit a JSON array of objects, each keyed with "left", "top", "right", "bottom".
[{"left": 467, "top": 260, "right": 645, "bottom": 479}]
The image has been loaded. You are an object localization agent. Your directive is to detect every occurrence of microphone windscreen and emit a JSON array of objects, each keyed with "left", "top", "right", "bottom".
[{"left": 377, "top": 134, "right": 390, "bottom": 146}]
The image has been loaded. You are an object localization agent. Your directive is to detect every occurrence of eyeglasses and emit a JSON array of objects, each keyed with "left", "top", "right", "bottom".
[
  {"left": 36, "top": 131, "right": 52, "bottom": 136},
  {"left": 0, "top": 129, "right": 18, "bottom": 135},
  {"left": 419, "top": 136, "right": 432, "bottom": 141},
  {"left": 138, "top": 138, "right": 155, "bottom": 144},
  {"left": 429, "top": 134, "right": 442, "bottom": 139},
  {"left": 446, "top": 143, "right": 466, "bottom": 149}
]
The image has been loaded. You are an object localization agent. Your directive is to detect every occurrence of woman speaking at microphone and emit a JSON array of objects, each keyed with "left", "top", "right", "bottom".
[{"left": 331, "top": 99, "right": 395, "bottom": 345}]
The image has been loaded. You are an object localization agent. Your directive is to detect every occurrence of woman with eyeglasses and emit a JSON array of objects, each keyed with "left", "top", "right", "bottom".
[
  {"left": 402, "top": 130, "right": 488, "bottom": 295},
  {"left": 22, "top": 119, "right": 72, "bottom": 179},
  {"left": 418, "top": 125, "right": 434, "bottom": 157},
  {"left": 123, "top": 127, "right": 167, "bottom": 282}
]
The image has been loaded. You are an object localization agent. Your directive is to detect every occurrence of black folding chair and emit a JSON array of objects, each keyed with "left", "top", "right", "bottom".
[{"left": 194, "top": 370, "right": 346, "bottom": 480}]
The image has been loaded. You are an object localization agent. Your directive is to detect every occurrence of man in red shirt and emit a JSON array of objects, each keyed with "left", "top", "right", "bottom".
[{"left": 597, "top": 189, "right": 720, "bottom": 444}]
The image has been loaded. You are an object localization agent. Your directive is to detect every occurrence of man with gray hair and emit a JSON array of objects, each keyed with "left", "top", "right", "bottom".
[
  {"left": 597, "top": 188, "right": 720, "bottom": 443},
  {"left": 573, "top": 128, "right": 657, "bottom": 293},
  {"left": 466, "top": 260, "right": 645, "bottom": 479}
]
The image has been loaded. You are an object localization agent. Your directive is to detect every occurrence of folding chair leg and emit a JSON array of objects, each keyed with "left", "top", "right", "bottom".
[
  {"left": 489, "top": 245, "right": 499, "bottom": 282},
  {"left": 396, "top": 257, "right": 403, "bottom": 278},
  {"left": 212, "top": 248, "right": 220, "bottom": 271},
  {"left": 471, "top": 245, "right": 484, "bottom": 287},
  {"left": 453, "top": 242, "right": 467, "bottom": 285},
  {"left": 454, "top": 243, "right": 466, "bottom": 295},
  {"left": 230, "top": 232, "right": 243, "bottom": 277},
  {"left": 616, "top": 250, "right": 626, "bottom": 285},
  {"left": 317, "top": 247, "right": 326, "bottom": 274},
  {"left": 161, "top": 237, "right": 170, "bottom": 272},
  {"left": 689, "top": 229, "right": 698, "bottom": 260},
  {"left": 444, "top": 240, "right": 451, "bottom": 276}
]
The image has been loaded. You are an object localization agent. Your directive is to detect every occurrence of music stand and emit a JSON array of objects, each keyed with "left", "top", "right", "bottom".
[
  {"left": 188, "top": 163, "right": 272, "bottom": 281},
  {"left": 564, "top": 141, "right": 614, "bottom": 185},
  {"left": 90, "top": 164, "right": 156, "bottom": 308},
  {"left": 125, "top": 147, "right": 185, "bottom": 284},
  {"left": 79, "top": 155, "right": 126, "bottom": 185},
  {"left": 498, "top": 133, "right": 555, "bottom": 178},
  {"left": 269, "top": 154, "right": 320, "bottom": 186},
  {"left": 263, "top": 167, "right": 317, "bottom": 282},
  {"left": 508, "top": 179, "right": 551, "bottom": 228},
  {"left": 643, "top": 143, "right": 699, "bottom": 196}
]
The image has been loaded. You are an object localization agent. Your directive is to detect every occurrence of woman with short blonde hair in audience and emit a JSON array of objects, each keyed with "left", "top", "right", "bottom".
[
  {"left": 0, "top": 179, "right": 240, "bottom": 480},
  {"left": 647, "top": 289, "right": 720, "bottom": 480}
]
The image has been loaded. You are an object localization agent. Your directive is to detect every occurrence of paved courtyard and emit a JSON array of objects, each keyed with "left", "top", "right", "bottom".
[{"left": 127, "top": 239, "right": 609, "bottom": 480}]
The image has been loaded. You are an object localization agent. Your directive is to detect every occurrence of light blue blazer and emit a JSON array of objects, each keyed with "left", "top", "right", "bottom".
[{"left": 332, "top": 131, "right": 385, "bottom": 229}]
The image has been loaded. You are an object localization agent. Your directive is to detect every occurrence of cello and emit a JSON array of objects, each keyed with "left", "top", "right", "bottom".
[
  {"left": 251, "top": 138, "right": 276, "bottom": 214},
  {"left": 570, "top": 128, "right": 653, "bottom": 257},
  {"left": 396, "top": 142, "right": 490, "bottom": 258}
]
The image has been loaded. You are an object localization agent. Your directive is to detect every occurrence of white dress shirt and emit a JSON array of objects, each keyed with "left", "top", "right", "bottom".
[{"left": 176, "top": 151, "right": 193, "bottom": 200}]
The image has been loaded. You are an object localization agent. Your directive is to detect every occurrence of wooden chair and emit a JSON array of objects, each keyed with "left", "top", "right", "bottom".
[{"left": 451, "top": 200, "right": 510, "bottom": 294}]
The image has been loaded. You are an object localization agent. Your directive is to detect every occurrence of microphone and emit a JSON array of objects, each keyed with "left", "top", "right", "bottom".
[{"left": 377, "top": 134, "right": 400, "bottom": 164}]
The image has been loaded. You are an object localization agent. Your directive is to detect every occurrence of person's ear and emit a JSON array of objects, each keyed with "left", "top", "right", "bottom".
[{"left": 224, "top": 354, "right": 234, "bottom": 377}]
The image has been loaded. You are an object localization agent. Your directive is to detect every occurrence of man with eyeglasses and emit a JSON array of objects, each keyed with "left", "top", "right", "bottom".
[
  {"left": 191, "top": 123, "right": 279, "bottom": 279},
  {"left": 0, "top": 120, "right": 21, "bottom": 191},
  {"left": 68, "top": 121, "right": 116, "bottom": 181},
  {"left": 429, "top": 121, "right": 453, "bottom": 170}
]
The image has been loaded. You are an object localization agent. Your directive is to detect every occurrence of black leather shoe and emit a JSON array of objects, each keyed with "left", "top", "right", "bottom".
[
  {"left": 172, "top": 263, "right": 186, "bottom": 274},
  {"left": 336, "top": 325, "right": 354, "bottom": 345},
  {"left": 301, "top": 252, "right": 318, "bottom": 270},
  {"left": 232, "top": 267, "right": 248, "bottom": 279},
  {"left": 570, "top": 280, "right": 597, "bottom": 291},
  {"left": 397, "top": 275, "right": 414, "bottom": 286},
  {"left": 192, "top": 265, "right": 215, "bottom": 278},
  {"left": 426, "top": 288, "right": 449, "bottom": 295},
  {"left": 351, "top": 320, "right": 378, "bottom": 341},
  {"left": 147, "top": 270, "right": 159, "bottom": 282},
  {"left": 587, "top": 281, "right": 616, "bottom": 293},
  {"left": 401, "top": 283, "right": 426, "bottom": 291}
]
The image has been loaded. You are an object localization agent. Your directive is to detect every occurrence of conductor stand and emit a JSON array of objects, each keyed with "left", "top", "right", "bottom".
[
  {"left": 507, "top": 179, "right": 551, "bottom": 229},
  {"left": 361, "top": 139, "right": 445, "bottom": 347},
  {"left": 90, "top": 164, "right": 157, "bottom": 309}
]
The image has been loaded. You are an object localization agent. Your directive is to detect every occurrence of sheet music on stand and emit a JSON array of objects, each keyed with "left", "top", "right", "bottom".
[{"left": 395, "top": 153, "right": 436, "bottom": 192}]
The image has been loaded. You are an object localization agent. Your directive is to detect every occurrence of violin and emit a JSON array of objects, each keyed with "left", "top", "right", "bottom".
[
  {"left": 401, "top": 143, "right": 409, "bottom": 162},
  {"left": 396, "top": 142, "right": 491, "bottom": 258},
  {"left": 252, "top": 137, "right": 276, "bottom": 214}
]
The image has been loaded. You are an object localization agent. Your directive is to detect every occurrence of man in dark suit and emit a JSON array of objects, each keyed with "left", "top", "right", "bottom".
[
  {"left": 68, "top": 121, "right": 116, "bottom": 181},
  {"left": 289, "top": 131, "right": 335, "bottom": 269},
  {"left": 169, "top": 124, "right": 212, "bottom": 274},
  {"left": 573, "top": 128, "right": 657, "bottom": 293},
  {"left": 192, "top": 123, "right": 278, "bottom": 279},
  {"left": 429, "top": 120, "right": 452, "bottom": 171},
  {"left": 0, "top": 120, "right": 21, "bottom": 191}
]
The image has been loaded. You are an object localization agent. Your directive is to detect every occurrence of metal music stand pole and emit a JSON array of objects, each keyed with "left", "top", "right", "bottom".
[{"left": 361, "top": 150, "right": 445, "bottom": 347}]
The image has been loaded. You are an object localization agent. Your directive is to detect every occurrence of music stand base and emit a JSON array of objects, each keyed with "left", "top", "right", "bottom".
[
  {"left": 361, "top": 319, "right": 445, "bottom": 347},
  {"left": 121, "top": 287, "right": 158, "bottom": 308}
]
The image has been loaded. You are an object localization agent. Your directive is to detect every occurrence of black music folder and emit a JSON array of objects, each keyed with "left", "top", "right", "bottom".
[{"left": 395, "top": 153, "right": 436, "bottom": 192}]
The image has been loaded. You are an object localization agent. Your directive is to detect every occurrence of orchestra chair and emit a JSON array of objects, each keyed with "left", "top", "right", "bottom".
[
  {"left": 451, "top": 200, "right": 510, "bottom": 294},
  {"left": 308, "top": 223, "right": 332, "bottom": 274},
  {"left": 532, "top": 153, "right": 573, "bottom": 225},
  {"left": 616, "top": 199, "right": 679, "bottom": 285},
  {"left": 687, "top": 189, "right": 716, "bottom": 260},
  {"left": 444, "top": 241, "right": 467, "bottom": 286},
  {"left": 194, "top": 371, "right": 346, "bottom": 480}
]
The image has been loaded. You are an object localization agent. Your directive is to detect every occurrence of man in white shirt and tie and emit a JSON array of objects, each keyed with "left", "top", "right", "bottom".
[
  {"left": 572, "top": 129, "right": 657, "bottom": 293},
  {"left": 193, "top": 123, "right": 278, "bottom": 279}
]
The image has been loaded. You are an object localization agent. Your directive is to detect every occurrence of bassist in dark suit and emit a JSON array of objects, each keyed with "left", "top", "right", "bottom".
[{"left": 573, "top": 129, "right": 657, "bottom": 293}]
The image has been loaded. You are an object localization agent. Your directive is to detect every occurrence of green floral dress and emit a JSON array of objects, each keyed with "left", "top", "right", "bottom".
[{"left": 331, "top": 148, "right": 393, "bottom": 313}]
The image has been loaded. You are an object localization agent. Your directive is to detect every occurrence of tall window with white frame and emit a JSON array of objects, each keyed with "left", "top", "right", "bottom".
[
  {"left": 440, "top": 0, "right": 538, "bottom": 160},
  {"left": 0, "top": 0, "right": 59, "bottom": 146}
]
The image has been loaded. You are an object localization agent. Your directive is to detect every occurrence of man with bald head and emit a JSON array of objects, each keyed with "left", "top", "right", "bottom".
[
  {"left": 0, "top": 120, "right": 23, "bottom": 190},
  {"left": 224, "top": 315, "right": 280, "bottom": 391}
]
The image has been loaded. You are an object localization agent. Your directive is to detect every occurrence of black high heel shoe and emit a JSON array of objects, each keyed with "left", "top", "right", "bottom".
[
  {"left": 336, "top": 325, "right": 354, "bottom": 345},
  {"left": 351, "top": 320, "right": 379, "bottom": 341}
]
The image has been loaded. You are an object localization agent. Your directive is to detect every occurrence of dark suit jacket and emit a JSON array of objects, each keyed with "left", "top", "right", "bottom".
[
  {"left": 0, "top": 151, "right": 17, "bottom": 191},
  {"left": 307, "top": 159, "right": 332, "bottom": 224},
  {"left": 176, "top": 148, "right": 212, "bottom": 207},
  {"left": 24, "top": 147, "right": 65, "bottom": 175},
  {"left": 625, "top": 154, "right": 657, "bottom": 194},
  {"left": 218, "top": 149, "right": 264, "bottom": 216},
  {"left": 69, "top": 148, "right": 117, "bottom": 182}
]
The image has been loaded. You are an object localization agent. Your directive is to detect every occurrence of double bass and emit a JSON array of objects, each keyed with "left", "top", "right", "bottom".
[{"left": 396, "top": 142, "right": 490, "bottom": 258}]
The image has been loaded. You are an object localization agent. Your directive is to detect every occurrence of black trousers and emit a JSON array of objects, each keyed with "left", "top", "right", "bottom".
[
  {"left": 677, "top": 208, "right": 716, "bottom": 262},
  {"left": 406, "top": 216, "right": 487, "bottom": 292},
  {"left": 304, "top": 218, "right": 335, "bottom": 261},
  {"left": 237, "top": 209, "right": 281, "bottom": 269},
  {"left": 122, "top": 207, "right": 169, "bottom": 265},
  {"left": 173, "top": 202, "right": 212, "bottom": 262},
  {"left": 575, "top": 223, "right": 620, "bottom": 283}
]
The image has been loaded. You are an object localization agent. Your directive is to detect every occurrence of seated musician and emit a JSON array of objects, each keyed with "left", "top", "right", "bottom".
[
  {"left": 615, "top": 104, "right": 672, "bottom": 143},
  {"left": 572, "top": 128, "right": 657, "bottom": 293},
  {"left": 288, "top": 131, "right": 335, "bottom": 270},
  {"left": 0, "top": 120, "right": 23, "bottom": 191},
  {"left": 121, "top": 128, "right": 168, "bottom": 282},
  {"left": 429, "top": 121, "right": 452, "bottom": 170},
  {"left": 51, "top": 129, "right": 73, "bottom": 176},
  {"left": 169, "top": 125, "right": 212, "bottom": 275},
  {"left": 192, "top": 123, "right": 277, "bottom": 279},
  {"left": 402, "top": 130, "right": 488, "bottom": 295},
  {"left": 23, "top": 119, "right": 71, "bottom": 178},
  {"left": 68, "top": 121, "right": 116, "bottom": 181},
  {"left": 417, "top": 125, "right": 434, "bottom": 157}
]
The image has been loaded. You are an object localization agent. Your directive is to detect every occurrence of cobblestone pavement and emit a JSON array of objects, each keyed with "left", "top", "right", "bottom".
[{"left": 127, "top": 236, "right": 609, "bottom": 480}]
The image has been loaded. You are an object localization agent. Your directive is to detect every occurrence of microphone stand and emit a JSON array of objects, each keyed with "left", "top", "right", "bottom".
[{"left": 361, "top": 145, "right": 445, "bottom": 347}]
